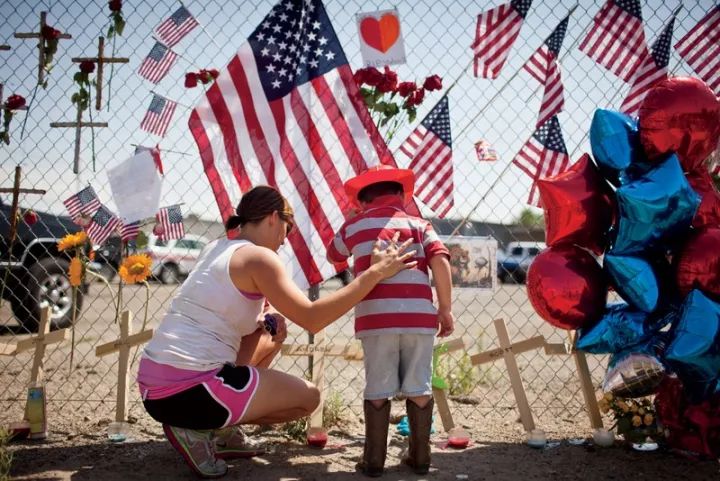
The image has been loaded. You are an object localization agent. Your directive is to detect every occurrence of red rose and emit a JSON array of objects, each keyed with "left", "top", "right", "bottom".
[
  {"left": 356, "top": 67, "right": 383, "bottom": 87},
  {"left": 41, "top": 25, "right": 61, "bottom": 41},
  {"left": 208, "top": 69, "right": 219, "bottom": 79},
  {"left": 397, "top": 81, "right": 416, "bottom": 98},
  {"left": 79, "top": 61, "right": 95, "bottom": 74},
  {"left": 377, "top": 66, "right": 398, "bottom": 93},
  {"left": 108, "top": 0, "right": 122, "bottom": 12},
  {"left": 23, "top": 210, "right": 38, "bottom": 226},
  {"left": 153, "top": 224, "right": 165, "bottom": 236},
  {"left": 423, "top": 75, "right": 443, "bottom": 91},
  {"left": 5, "top": 94, "right": 26, "bottom": 110},
  {"left": 184, "top": 72, "right": 198, "bottom": 88},
  {"left": 408, "top": 88, "right": 425, "bottom": 107},
  {"left": 198, "top": 69, "right": 218, "bottom": 84}
]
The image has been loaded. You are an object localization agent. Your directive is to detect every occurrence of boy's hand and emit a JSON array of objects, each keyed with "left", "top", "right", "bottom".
[{"left": 437, "top": 307, "right": 454, "bottom": 337}]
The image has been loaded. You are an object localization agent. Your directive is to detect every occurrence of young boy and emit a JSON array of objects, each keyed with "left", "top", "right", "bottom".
[{"left": 326, "top": 165, "right": 454, "bottom": 477}]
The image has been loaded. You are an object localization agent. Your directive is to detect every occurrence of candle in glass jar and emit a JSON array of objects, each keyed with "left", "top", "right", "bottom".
[
  {"left": 527, "top": 429, "right": 546, "bottom": 448},
  {"left": 306, "top": 427, "right": 328, "bottom": 448},
  {"left": 593, "top": 428, "right": 615, "bottom": 447}
]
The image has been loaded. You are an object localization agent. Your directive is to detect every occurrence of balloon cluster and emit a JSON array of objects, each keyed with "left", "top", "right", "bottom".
[{"left": 525, "top": 77, "right": 720, "bottom": 457}]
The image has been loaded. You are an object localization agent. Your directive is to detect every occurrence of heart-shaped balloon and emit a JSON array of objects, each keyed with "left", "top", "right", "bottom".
[
  {"left": 686, "top": 169, "right": 720, "bottom": 229},
  {"left": 675, "top": 228, "right": 720, "bottom": 302}
]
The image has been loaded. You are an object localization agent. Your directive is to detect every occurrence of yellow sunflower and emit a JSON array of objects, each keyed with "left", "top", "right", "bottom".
[
  {"left": 69, "top": 257, "right": 84, "bottom": 287},
  {"left": 58, "top": 232, "right": 88, "bottom": 252},
  {"left": 119, "top": 254, "right": 152, "bottom": 284}
]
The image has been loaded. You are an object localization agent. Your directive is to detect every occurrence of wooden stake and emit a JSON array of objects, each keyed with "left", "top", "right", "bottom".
[
  {"left": 15, "top": 307, "right": 68, "bottom": 385},
  {"left": 95, "top": 310, "right": 153, "bottom": 422},
  {"left": 13, "top": 12, "right": 72, "bottom": 85},
  {"left": 432, "top": 337, "right": 467, "bottom": 432},
  {"left": 71, "top": 37, "right": 129, "bottom": 110},
  {"left": 49, "top": 106, "right": 108, "bottom": 174}
]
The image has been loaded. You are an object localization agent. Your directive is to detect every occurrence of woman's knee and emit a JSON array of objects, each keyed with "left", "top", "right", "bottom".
[{"left": 302, "top": 384, "right": 321, "bottom": 413}]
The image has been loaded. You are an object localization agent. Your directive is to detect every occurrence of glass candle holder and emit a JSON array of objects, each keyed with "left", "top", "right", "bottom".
[
  {"left": 107, "top": 421, "right": 130, "bottom": 443},
  {"left": 527, "top": 429, "right": 546, "bottom": 448},
  {"left": 592, "top": 428, "right": 615, "bottom": 447},
  {"left": 306, "top": 427, "right": 328, "bottom": 449},
  {"left": 447, "top": 427, "right": 470, "bottom": 449}
]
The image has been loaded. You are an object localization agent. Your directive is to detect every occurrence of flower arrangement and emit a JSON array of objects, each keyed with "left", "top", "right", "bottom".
[
  {"left": 71, "top": 61, "right": 95, "bottom": 111},
  {"left": 1, "top": 94, "right": 26, "bottom": 145},
  {"left": 184, "top": 69, "right": 220, "bottom": 88},
  {"left": 107, "top": 0, "right": 125, "bottom": 38},
  {"left": 354, "top": 66, "right": 442, "bottom": 141},
  {"left": 598, "top": 392, "right": 662, "bottom": 444}
]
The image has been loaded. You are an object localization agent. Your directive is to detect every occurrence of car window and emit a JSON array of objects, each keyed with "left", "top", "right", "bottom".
[
  {"left": 528, "top": 248, "right": 540, "bottom": 256},
  {"left": 510, "top": 247, "right": 523, "bottom": 256}
]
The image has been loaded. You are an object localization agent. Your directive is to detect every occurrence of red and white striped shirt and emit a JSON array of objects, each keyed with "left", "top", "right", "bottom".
[{"left": 326, "top": 196, "right": 449, "bottom": 336}]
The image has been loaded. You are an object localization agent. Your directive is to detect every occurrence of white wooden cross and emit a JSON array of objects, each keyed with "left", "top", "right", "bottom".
[
  {"left": 13, "top": 12, "right": 72, "bottom": 85},
  {"left": 95, "top": 310, "right": 153, "bottom": 422},
  {"left": 71, "top": 37, "right": 129, "bottom": 110},
  {"left": 15, "top": 307, "right": 69, "bottom": 385},
  {"left": 470, "top": 319, "right": 545, "bottom": 432},
  {"left": 49, "top": 106, "right": 108, "bottom": 174}
]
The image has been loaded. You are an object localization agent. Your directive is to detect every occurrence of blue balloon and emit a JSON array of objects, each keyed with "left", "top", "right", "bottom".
[
  {"left": 590, "top": 109, "right": 638, "bottom": 179},
  {"left": 577, "top": 303, "right": 669, "bottom": 354},
  {"left": 611, "top": 154, "right": 700, "bottom": 255},
  {"left": 604, "top": 254, "right": 659, "bottom": 312},
  {"left": 665, "top": 289, "right": 720, "bottom": 399}
]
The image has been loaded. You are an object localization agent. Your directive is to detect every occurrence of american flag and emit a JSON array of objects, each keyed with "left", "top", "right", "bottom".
[
  {"left": 86, "top": 205, "right": 121, "bottom": 246},
  {"left": 579, "top": 0, "right": 648, "bottom": 82},
  {"left": 155, "top": 6, "right": 199, "bottom": 48},
  {"left": 674, "top": 5, "right": 720, "bottom": 95},
  {"left": 138, "top": 42, "right": 178, "bottom": 84},
  {"left": 120, "top": 221, "right": 141, "bottom": 242},
  {"left": 512, "top": 116, "right": 570, "bottom": 206},
  {"left": 134, "top": 144, "right": 164, "bottom": 175},
  {"left": 523, "top": 16, "right": 569, "bottom": 128},
  {"left": 140, "top": 94, "right": 177, "bottom": 138},
  {"left": 399, "top": 95, "right": 454, "bottom": 218},
  {"left": 63, "top": 185, "right": 102, "bottom": 219},
  {"left": 188, "top": 0, "right": 414, "bottom": 288},
  {"left": 621, "top": 13, "right": 675, "bottom": 116},
  {"left": 472, "top": 0, "right": 533, "bottom": 78},
  {"left": 156, "top": 205, "right": 185, "bottom": 241}
]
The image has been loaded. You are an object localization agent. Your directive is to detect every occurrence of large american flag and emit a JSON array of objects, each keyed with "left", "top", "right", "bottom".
[
  {"left": 399, "top": 95, "right": 454, "bottom": 218},
  {"left": 86, "top": 205, "right": 121, "bottom": 246},
  {"left": 472, "top": 0, "right": 533, "bottom": 78},
  {"left": 140, "top": 94, "right": 177, "bottom": 138},
  {"left": 155, "top": 6, "right": 199, "bottom": 48},
  {"left": 523, "top": 16, "right": 568, "bottom": 128},
  {"left": 138, "top": 42, "right": 177, "bottom": 84},
  {"left": 621, "top": 13, "right": 675, "bottom": 117},
  {"left": 512, "top": 116, "right": 570, "bottom": 206},
  {"left": 156, "top": 204, "right": 185, "bottom": 241},
  {"left": 63, "top": 185, "right": 101, "bottom": 219},
  {"left": 189, "top": 0, "right": 413, "bottom": 288},
  {"left": 579, "top": 0, "right": 648, "bottom": 82},
  {"left": 674, "top": 4, "right": 720, "bottom": 96}
]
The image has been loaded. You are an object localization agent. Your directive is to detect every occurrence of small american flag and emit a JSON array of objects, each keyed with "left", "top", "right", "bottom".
[
  {"left": 156, "top": 205, "right": 184, "bottom": 241},
  {"left": 86, "top": 205, "right": 121, "bottom": 246},
  {"left": 472, "top": 0, "right": 533, "bottom": 78},
  {"left": 63, "top": 185, "right": 102, "bottom": 219},
  {"left": 120, "top": 221, "right": 141, "bottom": 242},
  {"left": 399, "top": 95, "right": 454, "bottom": 218},
  {"left": 138, "top": 42, "right": 178, "bottom": 84},
  {"left": 140, "top": 94, "right": 177, "bottom": 138},
  {"left": 134, "top": 144, "right": 164, "bottom": 175},
  {"left": 155, "top": 6, "right": 199, "bottom": 48},
  {"left": 523, "top": 16, "right": 569, "bottom": 128},
  {"left": 621, "top": 13, "right": 675, "bottom": 117},
  {"left": 674, "top": 5, "right": 720, "bottom": 95},
  {"left": 579, "top": 0, "right": 648, "bottom": 82},
  {"left": 512, "top": 116, "right": 570, "bottom": 206}
]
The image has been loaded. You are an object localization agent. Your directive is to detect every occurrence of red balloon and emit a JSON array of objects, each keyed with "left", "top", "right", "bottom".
[
  {"left": 639, "top": 77, "right": 720, "bottom": 172},
  {"left": 687, "top": 169, "right": 720, "bottom": 229},
  {"left": 537, "top": 153, "right": 615, "bottom": 255},
  {"left": 526, "top": 245, "right": 607, "bottom": 330},
  {"left": 675, "top": 228, "right": 720, "bottom": 302}
]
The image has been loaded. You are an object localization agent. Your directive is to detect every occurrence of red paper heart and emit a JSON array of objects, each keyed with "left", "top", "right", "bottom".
[{"left": 360, "top": 14, "right": 400, "bottom": 53}]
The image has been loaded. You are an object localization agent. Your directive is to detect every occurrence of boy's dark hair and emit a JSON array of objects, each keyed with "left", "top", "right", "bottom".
[{"left": 357, "top": 181, "right": 404, "bottom": 204}]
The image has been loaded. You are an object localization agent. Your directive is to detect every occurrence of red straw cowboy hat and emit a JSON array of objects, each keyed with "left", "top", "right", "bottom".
[{"left": 344, "top": 164, "right": 415, "bottom": 206}]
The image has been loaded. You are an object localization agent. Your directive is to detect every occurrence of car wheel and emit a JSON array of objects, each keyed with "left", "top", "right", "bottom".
[
  {"left": 160, "top": 264, "right": 180, "bottom": 284},
  {"left": 12, "top": 257, "right": 83, "bottom": 332}
]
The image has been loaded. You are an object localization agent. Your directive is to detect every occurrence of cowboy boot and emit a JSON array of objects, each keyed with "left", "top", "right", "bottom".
[
  {"left": 356, "top": 400, "right": 390, "bottom": 477},
  {"left": 405, "top": 397, "right": 434, "bottom": 475}
]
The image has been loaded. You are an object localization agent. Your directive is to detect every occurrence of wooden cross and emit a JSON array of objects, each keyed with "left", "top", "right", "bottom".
[
  {"left": 0, "top": 45, "right": 10, "bottom": 51},
  {"left": 71, "top": 37, "right": 129, "bottom": 110},
  {"left": 49, "top": 106, "right": 108, "bottom": 174},
  {"left": 13, "top": 11, "right": 72, "bottom": 85},
  {"left": 431, "top": 337, "right": 467, "bottom": 432},
  {"left": 95, "top": 310, "right": 153, "bottom": 422},
  {"left": 15, "top": 307, "right": 69, "bottom": 385},
  {"left": 0, "top": 343, "right": 17, "bottom": 356},
  {"left": 470, "top": 319, "right": 545, "bottom": 432},
  {"left": 0, "top": 166, "right": 46, "bottom": 251}
]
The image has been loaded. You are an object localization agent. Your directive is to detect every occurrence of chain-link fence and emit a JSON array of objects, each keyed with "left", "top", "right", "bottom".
[{"left": 0, "top": 0, "right": 714, "bottom": 433}]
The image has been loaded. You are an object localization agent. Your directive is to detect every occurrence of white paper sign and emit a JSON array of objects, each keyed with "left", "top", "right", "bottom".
[
  {"left": 357, "top": 9, "right": 406, "bottom": 67},
  {"left": 107, "top": 151, "right": 162, "bottom": 224}
]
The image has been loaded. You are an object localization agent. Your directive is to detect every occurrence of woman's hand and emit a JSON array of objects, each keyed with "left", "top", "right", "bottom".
[
  {"left": 258, "top": 312, "right": 288, "bottom": 343},
  {"left": 370, "top": 232, "right": 418, "bottom": 280}
]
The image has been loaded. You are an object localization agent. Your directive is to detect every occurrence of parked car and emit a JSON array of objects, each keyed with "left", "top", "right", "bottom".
[
  {"left": 497, "top": 241, "right": 545, "bottom": 284},
  {"left": 145, "top": 234, "right": 210, "bottom": 284}
]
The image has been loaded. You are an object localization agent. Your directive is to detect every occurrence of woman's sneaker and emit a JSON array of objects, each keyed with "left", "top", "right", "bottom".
[
  {"left": 163, "top": 424, "right": 228, "bottom": 478},
  {"left": 213, "top": 426, "right": 267, "bottom": 459}
]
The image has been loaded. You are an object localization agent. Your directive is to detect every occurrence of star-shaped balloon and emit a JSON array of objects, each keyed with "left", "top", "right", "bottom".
[
  {"left": 604, "top": 254, "right": 661, "bottom": 312},
  {"left": 686, "top": 169, "right": 720, "bottom": 229},
  {"left": 537, "top": 153, "right": 615, "bottom": 255}
]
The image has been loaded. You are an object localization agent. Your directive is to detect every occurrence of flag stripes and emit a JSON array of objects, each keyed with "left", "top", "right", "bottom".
[
  {"left": 140, "top": 94, "right": 177, "bottom": 138},
  {"left": 674, "top": 5, "right": 720, "bottom": 95},
  {"left": 138, "top": 42, "right": 177, "bottom": 84},
  {"left": 155, "top": 6, "right": 199, "bottom": 48}
]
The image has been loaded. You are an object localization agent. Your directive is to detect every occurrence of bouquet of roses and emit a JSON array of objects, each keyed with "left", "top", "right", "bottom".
[
  {"left": 1, "top": 94, "right": 26, "bottom": 145},
  {"left": 598, "top": 392, "right": 663, "bottom": 443}
]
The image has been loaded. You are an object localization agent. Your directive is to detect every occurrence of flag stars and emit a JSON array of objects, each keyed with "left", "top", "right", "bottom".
[
  {"left": 284, "top": 30, "right": 293, "bottom": 39},
  {"left": 289, "top": 44, "right": 297, "bottom": 53},
  {"left": 283, "top": 55, "right": 292, "bottom": 64},
  {"left": 268, "top": 36, "right": 276, "bottom": 45},
  {"left": 266, "top": 64, "right": 276, "bottom": 73},
  {"left": 312, "top": 20, "right": 321, "bottom": 30},
  {"left": 272, "top": 79, "right": 281, "bottom": 88},
  {"left": 318, "top": 36, "right": 328, "bottom": 46},
  {"left": 278, "top": 41, "right": 288, "bottom": 50},
  {"left": 272, "top": 24, "right": 282, "bottom": 33},
  {"left": 314, "top": 47, "right": 324, "bottom": 57},
  {"left": 279, "top": 12, "right": 288, "bottom": 22},
  {"left": 309, "top": 58, "right": 319, "bottom": 68},
  {"left": 262, "top": 20, "right": 271, "bottom": 29},
  {"left": 272, "top": 52, "right": 282, "bottom": 62},
  {"left": 307, "top": 32, "right": 317, "bottom": 41},
  {"left": 302, "top": 44, "right": 310, "bottom": 52},
  {"left": 325, "top": 50, "right": 335, "bottom": 61},
  {"left": 279, "top": 68, "right": 287, "bottom": 77},
  {"left": 257, "top": 32, "right": 266, "bottom": 41}
]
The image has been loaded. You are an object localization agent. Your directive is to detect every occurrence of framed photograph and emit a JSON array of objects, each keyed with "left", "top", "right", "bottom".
[{"left": 436, "top": 236, "right": 497, "bottom": 291}]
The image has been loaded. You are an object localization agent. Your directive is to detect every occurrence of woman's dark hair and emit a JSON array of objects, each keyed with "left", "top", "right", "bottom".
[
  {"left": 357, "top": 181, "right": 403, "bottom": 204},
  {"left": 225, "top": 185, "right": 294, "bottom": 231}
]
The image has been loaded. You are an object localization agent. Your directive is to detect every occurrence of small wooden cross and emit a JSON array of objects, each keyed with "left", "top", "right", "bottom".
[
  {"left": 95, "top": 310, "right": 153, "bottom": 422},
  {"left": 470, "top": 319, "right": 545, "bottom": 432},
  {"left": 431, "top": 337, "right": 467, "bottom": 432},
  {"left": 71, "top": 37, "right": 129, "bottom": 110},
  {"left": 15, "top": 307, "right": 69, "bottom": 385},
  {"left": 0, "top": 166, "right": 46, "bottom": 248},
  {"left": 0, "top": 45, "right": 10, "bottom": 51},
  {"left": 49, "top": 106, "right": 108, "bottom": 174},
  {"left": 13, "top": 11, "right": 72, "bottom": 85}
]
